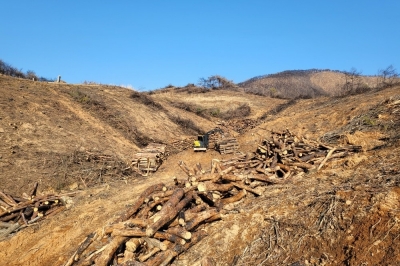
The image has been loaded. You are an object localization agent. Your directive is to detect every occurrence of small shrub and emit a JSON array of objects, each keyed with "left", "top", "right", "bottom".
[
  {"left": 220, "top": 104, "right": 251, "bottom": 120},
  {"left": 130, "top": 91, "right": 164, "bottom": 110},
  {"left": 261, "top": 99, "right": 297, "bottom": 119},
  {"left": 168, "top": 115, "right": 203, "bottom": 133}
]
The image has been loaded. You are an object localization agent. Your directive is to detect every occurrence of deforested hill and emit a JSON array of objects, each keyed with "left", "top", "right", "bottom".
[{"left": 238, "top": 69, "right": 378, "bottom": 98}]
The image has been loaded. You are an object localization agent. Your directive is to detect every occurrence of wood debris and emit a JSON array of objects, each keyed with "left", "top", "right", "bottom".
[
  {"left": 215, "top": 138, "right": 239, "bottom": 154},
  {"left": 65, "top": 128, "right": 363, "bottom": 265},
  {"left": 0, "top": 183, "right": 73, "bottom": 241},
  {"left": 131, "top": 143, "right": 167, "bottom": 176}
]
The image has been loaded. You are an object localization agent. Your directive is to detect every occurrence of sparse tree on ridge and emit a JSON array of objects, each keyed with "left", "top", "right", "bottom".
[
  {"left": 198, "top": 75, "right": 236, "bottom": 89},
  {"left": 377, "top": 65, "right": 399, "bottom": 87}
]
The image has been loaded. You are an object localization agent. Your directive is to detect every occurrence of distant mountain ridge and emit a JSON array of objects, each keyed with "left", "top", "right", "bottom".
[{"left": 238, "top": 69, "right": 378, "bottom": 99}]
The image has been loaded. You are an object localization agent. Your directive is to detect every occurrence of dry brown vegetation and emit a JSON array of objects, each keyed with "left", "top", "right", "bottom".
[{"left": 0, "top": 73, "right": 399, "bottom": 265}]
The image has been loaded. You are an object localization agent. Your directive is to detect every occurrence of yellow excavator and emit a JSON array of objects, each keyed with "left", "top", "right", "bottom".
[{"left": 193, "top": 128, "right": 224, "bottom": 152}]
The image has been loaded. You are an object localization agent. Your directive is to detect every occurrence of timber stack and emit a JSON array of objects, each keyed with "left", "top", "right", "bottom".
[
  {"left": 216, "top": 138, "right": 239, "bottom": 154},
  {"left": 0, "top": 183, "right": 73, "bottom": 241},
  {"left": 64, "top": 128, "right": 363, "bottom": 265},
  {"left": 168, "top": 138, "right": 192, "bottom": 153},
  {"left": 131, "top": 143, "right": 167, "bottom": 176}
]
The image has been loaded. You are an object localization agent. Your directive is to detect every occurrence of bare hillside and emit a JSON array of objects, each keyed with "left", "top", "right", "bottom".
[
  {"left": 239, "top": 69, "right": 378, "bottom": 98},
  {"left": 0, "top": 74, "right": 399, "bottom": 266},
  {"left": 0, "top": 75, "right": 281, "bottom": 194}
]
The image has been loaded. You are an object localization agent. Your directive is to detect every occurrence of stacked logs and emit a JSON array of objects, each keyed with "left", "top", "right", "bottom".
[
  {"left": 168, "top": 138, "right": 192, "bottom": 153},
  {"left": 215, "top": 138, "right": 239, "bottom": 154},
  {"left": 254, "top": 129, "right": 362, "bottom": 176},
  {"left": 0, "top": 183, "right": 69, "bottom": 241},
  {"left": 132, "top": 143, "right": 167, "bottom": 176},
  {"left": 65, "top": 182, "right": 225, "bottom": 266},
  {"left": 65, "top": 129, "right": 363, "bottom": 265}
]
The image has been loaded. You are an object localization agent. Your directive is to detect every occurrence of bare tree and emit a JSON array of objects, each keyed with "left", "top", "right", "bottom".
[
  {"left": 343, "top": 67, "right": 363, "bottom": 94},
  {"left": 378, "top": 65, "right": 399, "bottom": 87},
  {"left": 198, "top": 75, "right": 236, "bottom": 89}
]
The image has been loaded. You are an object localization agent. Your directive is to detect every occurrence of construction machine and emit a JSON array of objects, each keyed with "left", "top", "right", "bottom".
[{"left": 193, "top": 128, "right": 224, "bottom": 152}]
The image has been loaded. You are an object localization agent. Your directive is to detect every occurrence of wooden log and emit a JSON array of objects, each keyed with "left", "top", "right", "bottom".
[
  {"left": 0, "top": 212, "right": 20, "bottom": 222},
  {"left": 165, "top": 227, "right": 192, "bottom": 240},
  {"left": 105, "top": 218, "right": 148, "bottom": 235},
  {"left": 185, "top": 208, "right": 219, "bottom": 231},
  {"left": 197, "top": 182, "right": 233, "bottom": 193},
  {"left": 221, "top": 190, "right": 247, "bottom": 205},
  {"left": 29, "top": 182, "right": 39, "bottom": 199},
  {"left": 116, "top": 183, "right": 165, "bottom": 222},
  {"left": 146, "top": 230, "right": 207, "bottom": 266},
  {"left": 0, "top": 199, "right": 11, "bottom": 208},
  {"left": 146, "top": 189, "right": 190, "bottom": 237},
  {"left": 138, "top": 247, "right": 160, "bottom": 262},
  {"left": 0, "top": 191, "right": 17, "bottom": 207},
  {"left": 221, "top": 175, "right": 243, "bottom": 182},
  {"left": 112, "top": 229, "right": 186, "bottom": 245},
  {"left": 232, "top": 182, "right": 261, "bottom": 196},
  {"left": 196, "top": 163, "right": 204, "bottom": 174},
  {"left": 143, "top": 237, "right": 168, "bottom": 251},
  {"left": 137, "top": 197, "right": 170, "bottom": 219},
  {"left": 94, "top": 236, "right": 128, "bottom": 266},
  {"left": 125, "top": 238, "right": 144, "bottom": 252},
  {"left": 64, "top": 232, "right": 97, "bottom": 266},
  {"left": 317, "top": 148, "right": 336, "bottom": 171},
  {"left": 178, "top": 161, "right": 192, "bottom": 176}
]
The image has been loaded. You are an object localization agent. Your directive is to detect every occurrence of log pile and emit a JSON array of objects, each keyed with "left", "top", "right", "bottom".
[
  {"left": 131, "top": 143, "right": 167, "bottom": 176},
  {"left": 168, "top": 138, "right": 192, "bottom": 153},
  {"left": 216, "top": 138, "right": 239, "bottom": 154},
  {"left": 0, "top": 183, "right": 71, "bottom": 241},
  {"left": 65, "top": 129, "right": 363, "bottom": 265},
  {"left": 65, "top": 183, "right": 218, "bottom": 266}
]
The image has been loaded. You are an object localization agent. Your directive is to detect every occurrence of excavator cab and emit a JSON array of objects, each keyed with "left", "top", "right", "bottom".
[
  {"left": 193, "top": 134, "right": 209, "bottom": 151},
  {"left": 194, "top": 128, "right": 223, "bottom": 152}
]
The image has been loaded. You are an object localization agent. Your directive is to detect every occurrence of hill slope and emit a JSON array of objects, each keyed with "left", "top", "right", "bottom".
[
  {"left": 0, "top": 74, "right": 399, "bottom": 265},
  {"left": 239, "top": 69, "right": 378, "bottom": 98}
]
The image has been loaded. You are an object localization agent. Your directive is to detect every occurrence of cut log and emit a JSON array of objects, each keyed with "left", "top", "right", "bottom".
[
  {"left": 115, "top": 183, "right": 165, "bottom": 222},
  {"left": 125, "top": 238, "right": 144, "bottom": 252},
  {"left": 94, "top": 236, "right": 128, "bottom": 266},
  {"left": 138, "top": 246, "right": 160, "bottom": 262},
  {"left": 221, "top": 189, "right": 247, "bottom": 205},
  {"left": 64, "top": 232, "right": 97, "bottom": 266},
  {"left": 185, "top": 208, "right": 219, "bottom": 231},
  {"left": 232, "top": 182, "right": 261, "bottom": 196},
  {"left": 165, "top": 226, "right": 192, "bottom": 240},
  {"left": 145, "top": 189, "right": 189, "bottom": 236},
  {"left": 197, "top": 182, "right": 233, "bottom": 193}
]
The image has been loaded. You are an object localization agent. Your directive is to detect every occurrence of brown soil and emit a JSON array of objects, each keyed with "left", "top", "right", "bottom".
[{"left": 0, "top": 74, "right": 399, "bottom": 265}]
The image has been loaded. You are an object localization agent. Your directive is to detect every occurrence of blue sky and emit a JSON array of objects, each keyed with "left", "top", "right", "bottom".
[{"left": 1, "top": 1, "right": 399, "bottom": 90}]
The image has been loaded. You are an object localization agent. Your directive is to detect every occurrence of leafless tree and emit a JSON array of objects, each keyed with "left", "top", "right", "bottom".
[
  {"left": 377, "top": 65, "right": 399, "bottom": 87},
  {"left": 198, "top": 75, "right": 236, "bottom": 89},
  {"left": 343, "top": 68, "right": 363, "bottom": 94}
]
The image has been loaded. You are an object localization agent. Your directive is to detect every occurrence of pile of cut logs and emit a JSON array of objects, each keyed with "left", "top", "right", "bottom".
[
  {"left": 215, "top": 138, "right": 239, "bottom": 154},
  {"left": 132, "top": 143, "right": 167, "bottom": 176},
  {"left": 65, "top": 129, "right": 362, "bottom": 265},
  {"left": 0, "top": 183, "right": 69, "bottom": 241},
  {"left": 168, "top": 138, "right": 192, "bottom": 153}
]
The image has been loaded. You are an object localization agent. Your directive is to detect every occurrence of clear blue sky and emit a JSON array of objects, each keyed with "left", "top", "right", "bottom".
[{"left": 1, "top": 1, "right": 399, "bottom": 91}]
